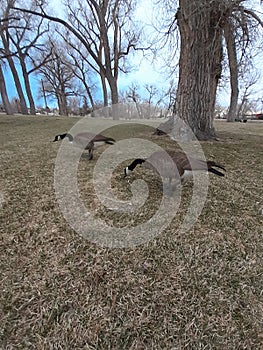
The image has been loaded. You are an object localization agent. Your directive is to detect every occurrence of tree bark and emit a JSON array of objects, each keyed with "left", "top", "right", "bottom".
[
  {"left": 157, "top": 1, "right": 224, "bottom": 140},
  {"left": 19, "top": 53, "right": 36, "bottom": 115},
  {"left": 1, "top": 32, "right": 28, "bottom": 115},
  {"left": 57, "top": 89, "right": 68, "bottom": 115},
  {"left": 107, "top": 74, "right": 119, "bottom": 106},
  {"left": 172, "top": 0, "right": 223, "bottom": 140},
  {"left": 0, "top": 65, "right": 13, "bottom": 115},
  {"left": 224, "top": 20, "right": 239, "bottom": 122},
  {"left": 100, "top": 70, "right": 108, "bottom": 107},
  {"left": 83, "top": 82, "right": 95, "bottom": 111}
]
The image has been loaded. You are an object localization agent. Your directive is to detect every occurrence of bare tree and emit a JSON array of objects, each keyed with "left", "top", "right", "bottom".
[
  {"left": 9, "top": 6, "right": 50, "bottom": 115},
  {"left": 223, "top": 3, "right": 263, "bottom": 122},
  {"left": 36, "top": 41, "right": 78, "bottom": 115},
  {"left": 158, "top": 0, "right": 263, "bottom": 139},
  {"left": 143, "top": 84, "right": 158, "bottom": 105},
  {"left": 126, "top": 83, "right": 143, "bottom": 118},
  {"left": 13, "top": 0, "right": 146, "bottom": 113},
  {"left": 60, "top": 36, "right": 97, "bottom": 110},
  {"left": 65, "top": 0, "right": 146, "bottom": 108},
  {"left": 237, "top": 70, "right": 260, "bottom": 119},
  {"left": 123, "top": 83, "right": 173, "bottom": 119},
  {"left": 0, "top": 0, "right": 28, "bottom": 114}
]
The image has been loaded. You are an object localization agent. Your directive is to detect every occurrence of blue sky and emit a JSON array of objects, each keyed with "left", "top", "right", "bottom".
[{"left": 3, "top": 65, "right": 49, "bottom": 108}]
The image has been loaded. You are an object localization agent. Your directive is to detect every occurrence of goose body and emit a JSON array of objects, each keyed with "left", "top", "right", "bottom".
[
  {"left": 53, "top": 132, "right": 115, "bottom": 160},
  {"left": 124, "top": 150, "right": 226, "bottom": 182}
]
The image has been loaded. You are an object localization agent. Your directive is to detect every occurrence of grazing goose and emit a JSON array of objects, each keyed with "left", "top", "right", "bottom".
[
  {"left": 53, "top": 132, "right": 115, "bottom": 160},
  {"left": 124, "top": 150, "right": 226, "bottom": 183}
]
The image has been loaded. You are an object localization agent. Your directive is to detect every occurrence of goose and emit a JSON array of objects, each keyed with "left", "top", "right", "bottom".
[
  {"left": 53, "top": 132, "right": 115, "bottom": 160},
  {"left": 124, "top": 150, "right": 226, "bottom": 184}
]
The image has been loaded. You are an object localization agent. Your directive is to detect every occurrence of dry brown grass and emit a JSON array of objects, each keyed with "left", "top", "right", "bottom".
[{"left": 0, "top": 115, "right": 262, "bottom": 349}]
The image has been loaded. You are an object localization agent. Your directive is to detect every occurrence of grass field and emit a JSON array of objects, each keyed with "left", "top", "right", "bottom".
[{"left": 0, "top": 115, "right": 263, "bottom": 349}]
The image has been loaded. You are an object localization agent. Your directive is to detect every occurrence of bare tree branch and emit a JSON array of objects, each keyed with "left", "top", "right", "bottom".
[{"left": 12, "top": 6, "right": 105, "bottom": 73}]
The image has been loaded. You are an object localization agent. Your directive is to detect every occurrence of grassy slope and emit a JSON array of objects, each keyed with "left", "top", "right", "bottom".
[{"left": 0, "top": 115, "right": 262, "bottom": 349}]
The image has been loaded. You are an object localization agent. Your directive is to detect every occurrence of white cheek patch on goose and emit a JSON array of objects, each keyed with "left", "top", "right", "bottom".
[
  {"left": 93, "top": 141, "right": 105, "bottom": 148},
  {"left": 181, "top": 170, "right": 193, "bottom": 180},
  {"left": 125, "top": 167, "right": 131, "bottom": 176}
]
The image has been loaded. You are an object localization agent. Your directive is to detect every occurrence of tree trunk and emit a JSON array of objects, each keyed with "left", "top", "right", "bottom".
[
  {"left": 83, "top": 81, "right": 95, "bottom": 111},
  {"left": 161, "top": 0, "right": 223, "bottom": 140},
  {"left": 100, "top": 71, "right": 108, "bottom": 107},
  {"left": 57, "top": 90, "right": 68, "bottom": 116},
  {"left": 19, "top": 54, "right": 36, "bottom": 115},
  {"left": 108, "top": 76, "right": 119, "bottom": 105},
  {"left": 0, "top": 65, "right": 13, "bottom": 115},
  {"left": 6, "top": 55, "right": 28, "bottom": 115},
  {"left": 107, "top": 76, "right": 119, "bottom": 120},
  {"left": 224, "top": 20, "right": 239, "bottom": 122},
  {"left": 1, "top": 33, "right": 28, "bottom": 115}
]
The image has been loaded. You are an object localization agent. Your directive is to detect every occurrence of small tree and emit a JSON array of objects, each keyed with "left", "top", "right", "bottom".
[
  {"left": 237, "top": 71, "right": 260, "bottom": 119},
  {"left": 36, "top": 42, "right": 77, "bottom": 115}
]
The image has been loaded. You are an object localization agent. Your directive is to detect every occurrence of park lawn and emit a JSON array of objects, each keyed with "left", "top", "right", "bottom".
[{"left": 0, "top": 115, "right": 262, "bottom": 349}]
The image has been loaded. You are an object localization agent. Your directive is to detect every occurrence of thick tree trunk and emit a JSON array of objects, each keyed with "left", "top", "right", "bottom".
[
  {"left": 159, "top": 0, "right": 223, "bottom": 140},
  {"left": 57, "top": 90, "right": 68, "bottom": 116},
  {"left": 175, "top": 0, "right": 223, "bottom": 140},
  {"left": 107, "top": 74, "right": 119, "bottom": 119},
  {"left": 109, "top": 78, "right": 118, "bottom": 106},
  {"left": 100, "top": 68, "right": 119, "bottom": 112},
  {"left": 0, "top": 65, "right": 13, "bottom": 115}
]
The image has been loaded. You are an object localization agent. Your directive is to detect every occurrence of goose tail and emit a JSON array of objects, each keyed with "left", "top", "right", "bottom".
[
  {"left": 207, "top": 161, "right": 226, "bottom": 177},
  {"left": 104, "top": 137, "right": 115, "bottom": 145}
]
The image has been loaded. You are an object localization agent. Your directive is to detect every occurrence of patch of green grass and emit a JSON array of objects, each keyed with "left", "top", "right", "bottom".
[{"left": 0, "top": 115, "right": 262, "bottom": 349}]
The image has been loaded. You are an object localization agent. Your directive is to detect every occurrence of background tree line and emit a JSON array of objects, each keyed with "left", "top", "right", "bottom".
[
  {"left": 0, "top": 0, "right": 156, "bottom": 116},
  {"left": 0, "top": 0, "right": 262, "bottom": 139}
]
